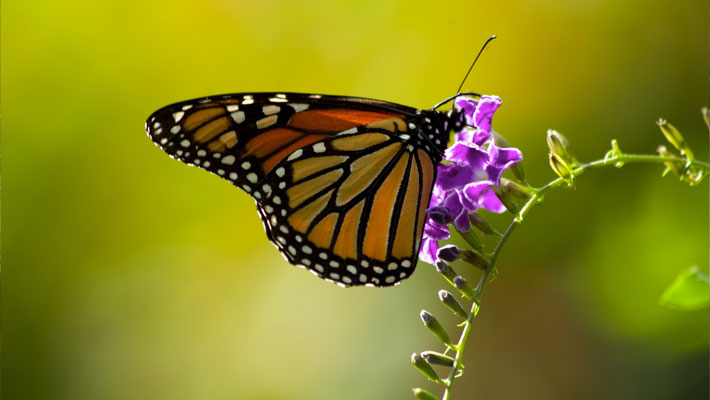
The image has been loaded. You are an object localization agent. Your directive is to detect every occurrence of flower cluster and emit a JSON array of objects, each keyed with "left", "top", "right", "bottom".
[{"left": 419, "top": 96, "right": 523, "bottom": 264}]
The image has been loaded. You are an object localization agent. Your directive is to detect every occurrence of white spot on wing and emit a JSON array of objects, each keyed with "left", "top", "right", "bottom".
[
  {"left": 313, "top": 143, "right": 326, "bottom": 153},
  {"left": 262, "top": 105, "right": 280, "bottom": 115},
  {"left": 287, "top": 149, "right": 303, "bottom": 161},
  {"left": 290, "top": 103, "right": 309, "bottom": 112},
  {"left": 231, "top": 111, "right": 245, "bottom": 124},
  {"left": 339, "top": 127, "right": 358, "bottom": 135},
  {"left": 221, "top": 155, "right": 236, "bottom": 165},
  {"left": 172, "top": 111, "right": 185, "bottom": 122}
]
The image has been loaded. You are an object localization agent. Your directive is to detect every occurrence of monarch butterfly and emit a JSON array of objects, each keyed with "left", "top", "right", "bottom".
[{"left": 145, "top": 92, "right": 482, "bottom": 287}]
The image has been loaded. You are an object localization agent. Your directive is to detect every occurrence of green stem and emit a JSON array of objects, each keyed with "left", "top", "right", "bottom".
[
  {"left": 436, "top": 151, "right": 708, "bottom": 400},
  {"left": 441, "top": 222, "right": 518, "bottom": 400},
  {"left": 520, "top": 154, "right": 709, "bottom": 219}
]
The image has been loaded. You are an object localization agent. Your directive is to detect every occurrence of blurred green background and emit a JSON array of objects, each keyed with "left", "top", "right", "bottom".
[{"left": 2, "top": 0, "right": 708, "bottom": 399}]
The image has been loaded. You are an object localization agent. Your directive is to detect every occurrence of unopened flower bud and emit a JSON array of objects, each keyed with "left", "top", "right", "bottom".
[
  {"left": 510, "top": 162, "right": 527, "bottom": 184},
  {"left": 428, "top": 206, "right": 454, "bottom": 225},
  {"left": 411, "top": 353, "right": 440, "bottom": 382},
  {"left": 460, "top": 249, "right": 488, "bottom": 271},
  {"left": 501, "top": 178, "right": 531, "bottom": 199},
  {"left": 657, "top": 145, "right": 684, "bottom": 177},
  {"left": 493, "top": 186, "right": 519, "bottom": 214},
  {"left": 420, "top": 310, "right": 452, "bottom": 346},
  {"left": 546, "top": 129, "right": 576, "bottom": 166},
  {"left": 468, "top": 212, "right": 500, "bottom": 236},
  {"left": 453, "top": 276, "right": 475, "bottom": 300},
  {"left": 435, "top": 260, "right": 458, "bottom": 285},
  {"left": 421, "top": 350, "right": 456, "bottom": 367},
  {"left": 548, "top": 152, "right": 574, "bottom": 186},
  {"left": 657, "top": 119, "right": 693, "bottom": 160},
  {"left": 413, "top": 388, "right": 440, "bottom": 400},
  {"left": 657, "top": 146, "right": 706, "bottom": 186},
  {"left": 457, "top": 226, "right": 483, "bottom": 251},
  {"left": 436, "top": 245, "right": 460, "bottom": 263},
  {"left": 438, "top": 290, "right": 468, "bottom": 318}
]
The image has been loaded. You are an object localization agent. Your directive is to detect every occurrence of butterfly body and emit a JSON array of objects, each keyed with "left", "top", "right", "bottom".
[{"left": 146, "top": 92, "right": 465, "bottom": 287}]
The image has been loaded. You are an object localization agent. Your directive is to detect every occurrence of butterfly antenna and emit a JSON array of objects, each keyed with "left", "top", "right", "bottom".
[{"left": 455, "top": 35, "right": 497, "bottom": 94}]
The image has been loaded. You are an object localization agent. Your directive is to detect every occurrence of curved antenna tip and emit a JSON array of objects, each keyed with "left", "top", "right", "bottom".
[{"left": 455, "top": 36, "right": 498, "bottom": 94}]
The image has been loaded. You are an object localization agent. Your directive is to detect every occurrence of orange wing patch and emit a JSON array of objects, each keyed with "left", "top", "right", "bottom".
[
  {"left": 287, "top": 188, "right": 335, "bottom": 232},
  {"left": 289, "top": 109, "right": 404, "bottom": 132},
  {"left": 291, "top": 155, "right": 348, "bottom": 182},
  {"left": 307, "top": 212, "right": 339, "bottom": 251},
  {"left": 414, "top": 151, "right": 435, "bottom": 251},
  {"left": 262, "top": 133, "right": 330, "bottom": 173},
  {"left": 194, "top": 116, "right": 231, "bottom": 143},
  {"left": 391, "top": 156, "right": 421, "bottom": 259},
  {"left": 287, "top": 169, "right": 343, "bottom": 209},
  {"left": 333, "top": 200, "right": 365, "bottom": 260},
  {"left": 184, "top": 108, "right": 225, "bottom": 130},
  {"left": 362, "top": 153, "right": 410, "bottom": 261},
  {"left": 335, "top": 142, "right": 401, "bottom": 206}
]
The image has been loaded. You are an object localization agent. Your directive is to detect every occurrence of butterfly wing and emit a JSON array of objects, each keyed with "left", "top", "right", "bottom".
[
  {"left": 146, "top": 93, "right": 441, "bottom": 287},
  {"left": 255, "top": 126, "right": 437, "bottom": 287},
  {"left": 146, "top": 92, "right": 418, "bottom": 193}
]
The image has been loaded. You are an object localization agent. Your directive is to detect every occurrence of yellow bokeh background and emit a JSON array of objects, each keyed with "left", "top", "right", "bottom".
[{"left": 2, "top": 0, "right": 708, "bottom": 399}]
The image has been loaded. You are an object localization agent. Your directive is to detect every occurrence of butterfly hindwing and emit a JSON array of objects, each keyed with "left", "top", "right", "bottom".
[{"left": 256, "top": 127, "right": 438, "bottom": 287}]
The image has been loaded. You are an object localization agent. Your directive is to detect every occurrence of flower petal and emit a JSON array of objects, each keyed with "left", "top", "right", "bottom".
[
  {"left": 424, "top": 220, "right": 450, "bottom": 241},
  {"left": 442, "top": 190, "right": 463, "bottom": 217},
  {"left": 436, "top": 163, "right": 474, "bottom": 191},
  {"left": 454, "top": 97, "right": 479, "bottom": 124},
  {"left": 453, "top": 210, "right": 471, "bottom": 232},
  {"left": 428, "top": 206, "right": 454, "bottom": 225},
  {"left": 445, "top": 142, "right": 488, "bottom": 172},
  {"left": 485, "top": 140, "right": 523, "bottom": 186},
  {"left": 479, "top": 188, "right": 506, "bottom": 213},
  {"left": 418, "top": 237, "right": 439, "bottom": 265},
  {"left": 473, "top": 96, "right": 502, "bottom": 132}
]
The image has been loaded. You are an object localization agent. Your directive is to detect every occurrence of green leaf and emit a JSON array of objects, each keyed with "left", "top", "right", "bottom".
[{"left": 659, "top": 266, "right": 709, "bottom": 310}]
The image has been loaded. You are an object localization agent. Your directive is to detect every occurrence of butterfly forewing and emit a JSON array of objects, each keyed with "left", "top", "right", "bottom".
[{"left": 146, "top": 92, "right": 458, "bottom": 286}]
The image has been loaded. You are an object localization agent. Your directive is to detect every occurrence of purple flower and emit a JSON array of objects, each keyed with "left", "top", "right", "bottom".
[{"left": 418, "top": 95, "right": 523, "bottom": 264}]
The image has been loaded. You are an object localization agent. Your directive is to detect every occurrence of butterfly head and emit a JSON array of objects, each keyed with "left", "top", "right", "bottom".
[{"left": 413, "top": 108, "right": 466, "bottom": 162}]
